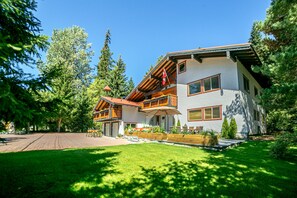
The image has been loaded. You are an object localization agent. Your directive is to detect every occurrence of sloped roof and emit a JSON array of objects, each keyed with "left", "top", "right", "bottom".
[
  {"left": 101, "top": 97, "right": 141, "bottom": 107},
  {"left": 126, "top": 43, "right": 267, "bottom": 101}
]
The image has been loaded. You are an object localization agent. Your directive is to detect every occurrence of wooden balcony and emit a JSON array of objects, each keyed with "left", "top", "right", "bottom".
[
  {"left": 142, "top": 94, "right": 177, "bottom": 110},
  {"left": 93, "top": 107, "right": 122, "bottom": 121}
]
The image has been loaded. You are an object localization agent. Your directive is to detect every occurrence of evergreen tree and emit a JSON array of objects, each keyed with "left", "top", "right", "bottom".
[
  {"left": 0, "top": 0, "right": 49, "bottom": 131},
  {"left": 108, "top": 56, "right": 128, "bottom": 98},
  {"left": 221, "top": 117, "right": 229, "bottom": 138},
  {"left": 229, "top": 118, "right": 237, "bottom": 139},
  {"left": 126, "top": 77, "right": 135, "bottom": 96},
  {"left": 97, "top": 30, "right": 114, "bottom": 80},
  {"left": 69, "top": 88, "right": 92, "bottom": 132},
  {"left": 39, "top": 26, "right": 93, "bottom": 132},
  {"left": 251, "top": 0, "right": 297, "bottom": 133}
]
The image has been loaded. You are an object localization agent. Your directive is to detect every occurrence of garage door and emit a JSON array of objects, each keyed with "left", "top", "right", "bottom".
[
  {"left": 111, "top": 122, "right": 119, "bottom": 137},
  {"left": 105, "top": 123, "right": 110, "bottom": 136}
]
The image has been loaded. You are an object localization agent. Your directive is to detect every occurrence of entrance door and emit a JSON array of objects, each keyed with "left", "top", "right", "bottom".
[{"left": 111, "top": 122, "right": 119, "bottom": 137}]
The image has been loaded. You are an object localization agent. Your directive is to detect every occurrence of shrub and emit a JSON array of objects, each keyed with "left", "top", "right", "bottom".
[
  {"left": 177, "top": 119, "right": 181, "bottom": 127},
  {"left": 221, "top": 117, "right": 229, "bottom": 138},
  {"left": 270, "top": 131, "right": 297, "bottom": 159},
  {"left": 229, "top": 118, "right": 237, "bottom": 139},
  {"left": 170, "top": 126, "right": 178, "bottom": 134}
]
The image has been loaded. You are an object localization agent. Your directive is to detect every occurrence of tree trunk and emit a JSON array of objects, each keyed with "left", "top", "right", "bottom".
[{"left": 57, "top": 118, "right": 62, "bottom": 132}]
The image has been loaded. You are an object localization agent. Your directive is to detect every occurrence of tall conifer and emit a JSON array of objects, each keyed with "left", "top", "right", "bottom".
[{"left": 97, "top": 30, "right": 114, "bottom": 80}]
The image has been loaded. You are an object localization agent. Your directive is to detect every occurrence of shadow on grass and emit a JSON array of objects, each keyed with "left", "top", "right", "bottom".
[
  {"left": 0, "top": 148, "right": 120, "bottom": 198},
  {"left": 100, "top": 142, "right": 296, "bottom": 197},
  {"left": 0, "top": 142, "right": 296, "bottom": 197}
]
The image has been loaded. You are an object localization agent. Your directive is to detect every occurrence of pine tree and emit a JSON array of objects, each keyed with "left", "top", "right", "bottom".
[
  {"left": 229, "top": 118, "right": 237, "bottom": 139},
  {"left": 251, "top": 0, "right": 297, "bottom": 133},
  {"left": 221, "top": 117, "right": 229, "bottom": 138},
  {"left": 97, "top": 30, "right": 114, "bottom": 80},
  {"left": 126, "top": 77, "right": 135, "bottom": 96},
  {"left": 108, "top": 56, "right": 128, "bottom": 98}
]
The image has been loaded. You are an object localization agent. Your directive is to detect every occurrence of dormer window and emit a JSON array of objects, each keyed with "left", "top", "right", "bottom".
[{"left": 178, "top": 61, "right": 186, "bottom": 74}]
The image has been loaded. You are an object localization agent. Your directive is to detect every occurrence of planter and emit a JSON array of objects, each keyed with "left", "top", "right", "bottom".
[{"left": 167, "top": 134, "right": 218, "bottom": 146}]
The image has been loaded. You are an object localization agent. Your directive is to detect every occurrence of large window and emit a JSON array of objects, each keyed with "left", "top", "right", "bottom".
[
  {"left": 189, "top": 81, "right": 201, "bottom": 95},
  {"left": 204, "top": 106, "right": 221, "bottom": 120},
  {"left": 188, "top": 109, "right": 202, "bottom": 121},
  {"left": 188, "top": 74, "right": 220, "bottom": 96},
  {"left": 204, "top": 75, "right": 220, "bottom": 91},
  {"left": 178, "top": 61, "right": 186, "bottom": 74},
  {"left": 188, "top": 105, "right": 221, "bottom": 121},
  {"left": 243, "top": 75, "right": 250, "bottom": 93}
]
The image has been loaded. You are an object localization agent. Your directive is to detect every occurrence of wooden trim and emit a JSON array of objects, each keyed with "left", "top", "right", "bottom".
[
  {"left": 178, "top": 60, "right": 187, "bottom": 74},
  {"left": 188, "top": 105, "right": 222, "bottom": 122},
  {"left": 187, "top": 74, "right": 221, "bottom": 97}
]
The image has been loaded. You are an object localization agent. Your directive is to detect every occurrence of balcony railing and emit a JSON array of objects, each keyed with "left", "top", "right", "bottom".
[
  {"left": 93, "top": 107, "right": 122, "bottom": 121},
  {"left": 142, "top": 94, "right": 177, "bottom": 109}
]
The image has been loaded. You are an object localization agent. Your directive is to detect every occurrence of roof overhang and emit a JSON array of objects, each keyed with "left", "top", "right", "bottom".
[{"left": 126, "top": 43, "right": 268, "bottom": 102}]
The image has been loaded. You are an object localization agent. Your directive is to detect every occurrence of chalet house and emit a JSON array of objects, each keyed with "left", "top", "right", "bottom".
[{"left": 93, "top": 43, "right": 267, "bottom": 138}]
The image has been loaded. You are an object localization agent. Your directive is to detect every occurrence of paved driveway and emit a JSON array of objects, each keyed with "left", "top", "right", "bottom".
[{"left": 0, "top": 133, "right": 132, "bottom": 152}]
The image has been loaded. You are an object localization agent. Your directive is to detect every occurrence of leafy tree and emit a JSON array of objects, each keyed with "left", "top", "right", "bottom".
[
  {"left": 251, "top": 0, "right": 297, "bottom": 133},
  {"left": 229, "top": 118, "right": 237, "bottom": 139},
  {"left": 39, "top": 26, "right": 93, "bottom": 132},
  {"left": 0, "top": 0, "right": 49, "bottom": 131},
  {"left": 221, "top": 117, "right": 229, "bottom": 138},
  {"left": 97, "top": 30, "right": 114, "bottom": 80}
]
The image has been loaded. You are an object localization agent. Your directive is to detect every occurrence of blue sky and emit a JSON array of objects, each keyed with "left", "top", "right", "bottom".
[{"left": 33, "top": 0, "right": 270, "bottom": 85}]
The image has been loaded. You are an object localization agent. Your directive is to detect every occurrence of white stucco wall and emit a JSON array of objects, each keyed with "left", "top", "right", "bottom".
[
  {"left": 122, "top": 105, "right": 146, "bottom": 128},
  {"left": 176, "top": 57, "right": 266, "bottom": 137},
  {"left": 237, "top": 60, "right": 266, "bottom": 134}
]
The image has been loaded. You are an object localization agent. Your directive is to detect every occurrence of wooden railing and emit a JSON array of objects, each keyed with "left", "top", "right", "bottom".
[
  {"left": 93, "top": 107, "right": 122, "bottom": 121},
  {"left": 142, "top": 94, "right": 177, "bottom": 109}
]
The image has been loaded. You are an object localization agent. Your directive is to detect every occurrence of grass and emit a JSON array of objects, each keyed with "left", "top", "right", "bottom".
[{"left": 0, "top": 142, "right": 296, "bottom": 197}]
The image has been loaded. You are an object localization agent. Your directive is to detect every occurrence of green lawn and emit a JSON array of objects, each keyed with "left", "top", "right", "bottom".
[{"left": 0, "top": 142, "right": 296, "bottom": 197}]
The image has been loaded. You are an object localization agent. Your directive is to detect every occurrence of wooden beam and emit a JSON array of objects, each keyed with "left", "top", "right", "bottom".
[
  {"left": 137, "top": 88, "right": 147, "bottom": 93},
  {"left": 191, "top": 54, "right": 202, "bottom": 63},
  {"left": 226, "top": 51, "right": 236, "bottom": 62},
  {"left": 167, "top": 56, "right": 177, "bottom": 63},
  {"left": 150, "top": 75, "right": 162, "bottom": 81}
]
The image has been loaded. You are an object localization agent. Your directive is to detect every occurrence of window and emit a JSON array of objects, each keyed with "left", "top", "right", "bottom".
[
  {"left": 189, "top": 81, "right": 201, "bottom": 95},
  {"left": 204, "top": 108, "right": 212, "bottom": 119},
  {"left": 254, "top": 110, "right": 259, "bottom": 121},
  {"left": 204, "top": 106, "right": 221, "bottom": 120},
  {"left": 188, "top": 109, "right": 202, "bottom": 121},
  {"left": 188, "top": 74, "right": 220, "bottom": 96},
  {"left": 254, "top": 86, "right": 259, "bottom": 97},
  {"left": 178, "top": 61, "right": 186, "bottom": 74},
  {"left": 204, "top": 75, "right": 220, "bottom": 91},
  {"left": 188, "top": 105, "right": 221, "bottom": 121},
  {"left": 243, "top": 75, "right": 250, "bottom": 93}
]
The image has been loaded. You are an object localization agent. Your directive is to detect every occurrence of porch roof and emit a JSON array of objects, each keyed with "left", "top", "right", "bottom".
[{"left": 94, "top": 96, "right": 141, "bottom": 111}]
